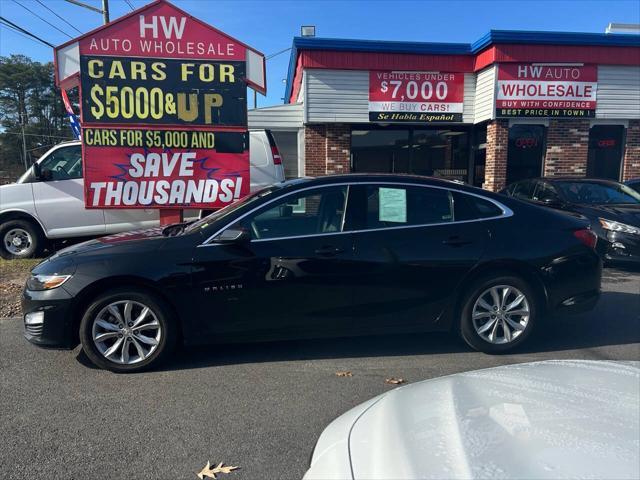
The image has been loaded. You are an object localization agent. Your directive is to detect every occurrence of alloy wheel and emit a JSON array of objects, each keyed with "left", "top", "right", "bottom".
[
  {"left": 91, "top": 300, "right": 162, "bottom": 365},
  {"left": 4, "top": 228, "right": 32, "bottom": 256},
  {"left": 472, "top": 285, "right": 530, "bottom": 344}
]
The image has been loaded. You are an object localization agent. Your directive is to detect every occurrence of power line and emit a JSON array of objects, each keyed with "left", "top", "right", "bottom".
[
  {"left": 34, "top": 0, "right": 83, "bottom": 35},
  {"left": 266, "top": 47, "right": 292, "bottom": 60},
  {"left": 11, "top": 0, "right": 73, "bottom": 39},
  {"left": 0, "top": 21, "right": 52, "bottom": 48},
  {"left": 0, "top": 16, "right": 55, "bottom": 48},
  {"left": 124, "top": 0, "right": 135, "bottom": 11}
]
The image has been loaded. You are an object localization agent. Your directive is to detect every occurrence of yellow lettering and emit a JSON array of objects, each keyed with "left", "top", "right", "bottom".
[
  {"left": 177, "top": 93, "right": 198, "bottom": 122},
  {"left": 130, "top": 61, "right": 146, "bottom": 80},
  {"left": 199, "top": 64, "right": 215, "bottom": 82},
  {"left": 181, "top": 63, "right": 195, "bottom": 81},
  {"left": 88, "top": 59, "right": 103, "bottom": 79},
  {"left": 204, "top": 94, "right": 223, "bottom": 124},
  {"left": 220, "top": 64, "right": 234, "bottom": 83},
  {"left": 108, "top": 60, "right": 126, "bottom": 80},
  {"left": 151, "top": 62, "right": 166, "bottom": 81}
]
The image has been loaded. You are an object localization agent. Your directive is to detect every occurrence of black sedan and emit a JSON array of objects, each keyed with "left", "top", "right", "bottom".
[
  {"left": 23, "top": 175, "right": 601, "bottom": 372},
  {"left": 501, "top": 177, "right": 640, "bottom": 265}
]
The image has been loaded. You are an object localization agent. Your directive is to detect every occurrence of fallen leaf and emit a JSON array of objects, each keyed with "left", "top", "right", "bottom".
[
  {"left": 335, "top": 371, "right": 352, "bottom": 377},
  {"left": 385, "top": 377, "right": 405, "bottom": 385},
  {"left": 197, "top": 461, "right": 240, "bottom": 479}
]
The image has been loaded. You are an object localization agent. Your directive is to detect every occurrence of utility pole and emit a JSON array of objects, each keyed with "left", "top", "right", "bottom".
[
  {"left": 20, "top": 112, "right": 28, "bottom": 171},
  {"left": 64, "top": 0, "right": 110, "bottom": 24},
  {"left": 102, "top": 0, "right": 110, "bottom": 24}
]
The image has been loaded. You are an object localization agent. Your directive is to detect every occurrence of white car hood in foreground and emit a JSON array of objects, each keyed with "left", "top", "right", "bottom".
[{"left": 305, "top": 360, "right": 640, "bottom": 480}]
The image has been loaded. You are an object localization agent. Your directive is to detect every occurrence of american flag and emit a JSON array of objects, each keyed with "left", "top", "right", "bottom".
[{"left": 61, "top": 89, "right": 81, "bottom": 140}]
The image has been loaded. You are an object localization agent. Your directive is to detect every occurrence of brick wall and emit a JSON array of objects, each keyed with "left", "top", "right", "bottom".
[
  {"left": 483, "top": 120, "right": 508, "bottom": 191},
  {"left": 303, "top": 124, "right": 326, "bottom": 177},
  {"left": 543, "top": 119, "right": 590, "bottom": 177},
  {"left": 622, "top": 119, "right": 640, "bottom": 181},
  {"left": 304, "top": 124, "right": 351, "bottom": 176}
]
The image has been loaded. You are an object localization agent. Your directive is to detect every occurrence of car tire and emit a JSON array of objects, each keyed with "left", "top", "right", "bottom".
[
  {"left": 79, "top": 288, "right": 177, "bottom": 373},
  {"left": 0, "top": 219, "right": 44, "bottom": 260},
  {"left": 458, "top": 275, "right": 538, "bottom": 354}
]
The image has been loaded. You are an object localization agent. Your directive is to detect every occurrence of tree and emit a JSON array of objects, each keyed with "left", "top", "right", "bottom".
[{"left": 0, "top": 55, "right": 78, "bottom": 180}]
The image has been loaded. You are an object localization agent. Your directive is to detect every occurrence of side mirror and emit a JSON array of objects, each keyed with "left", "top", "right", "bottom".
[
  {"left": 214, "top": 227, "right": 250, "bottom": 244},
  {"left": 32, "top": 162, "right": 42, "bottom": 179}
]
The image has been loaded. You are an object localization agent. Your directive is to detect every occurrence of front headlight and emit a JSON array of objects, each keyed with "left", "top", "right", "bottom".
[
  {"left": 26, "top": 274, "right": 71, "bottom": 291},
  {"left": 599, "top": 218, "right": 640, "bottom": 236}
]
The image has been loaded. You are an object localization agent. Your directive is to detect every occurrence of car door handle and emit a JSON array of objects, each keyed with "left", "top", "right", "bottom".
[
  {"left": 442, "top": 236, "right": 473, "bottom": 247},
  {"left": 314, "top": 246, "right": 345, "bottom": 256}
]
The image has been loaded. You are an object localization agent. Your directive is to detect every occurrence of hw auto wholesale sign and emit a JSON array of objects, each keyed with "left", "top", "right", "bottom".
[
  {"left": 496, "top": 64, "right": 597, "bottom": 118},
  {"left": 54, "top": 0, "right": 266, "bottom": 210},
  {"left": 369, "top": 71, "right": 464, "bottom": 123}
]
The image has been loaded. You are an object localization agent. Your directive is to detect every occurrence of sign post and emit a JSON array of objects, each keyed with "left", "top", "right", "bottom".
[{"left": 53, "top": 0, "right": 266, "bottom": 225}]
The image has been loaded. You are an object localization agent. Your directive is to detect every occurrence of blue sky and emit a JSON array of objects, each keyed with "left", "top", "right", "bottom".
[{"left": 1, "top": 0, "right": 639, "bottom": 106}]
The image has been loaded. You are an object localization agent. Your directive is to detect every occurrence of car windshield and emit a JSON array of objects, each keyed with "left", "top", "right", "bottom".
[
  {"left": 183, "top": 186, "right": 280, "bottom": 234},
  {"left": 555, "top": 181, "right": 640, "bottom": 205}
]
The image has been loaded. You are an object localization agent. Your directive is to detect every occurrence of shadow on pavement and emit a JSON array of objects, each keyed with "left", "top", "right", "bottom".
[{"left": 124, "top": 289, "right": 640, "bottom": 373}]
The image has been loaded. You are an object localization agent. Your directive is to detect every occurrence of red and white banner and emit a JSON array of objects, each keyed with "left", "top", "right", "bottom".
[
  {"left": 496, "top": 64, "right": 597, "bottom": 117},
  {"left": 369, "top": 71, "right": 464, "bottom": 122},
  {"left": 82, "top": 129, "right": 248, "bottom": 209}
]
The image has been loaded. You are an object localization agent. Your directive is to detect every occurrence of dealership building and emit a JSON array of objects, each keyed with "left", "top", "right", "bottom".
[{"left": 249, "top": 29, "right": 640, "bottom": 190}]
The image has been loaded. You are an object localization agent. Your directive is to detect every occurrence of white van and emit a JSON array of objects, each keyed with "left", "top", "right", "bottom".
[{"left": 0, "top": 130, "right": 284, "bottom": 259}]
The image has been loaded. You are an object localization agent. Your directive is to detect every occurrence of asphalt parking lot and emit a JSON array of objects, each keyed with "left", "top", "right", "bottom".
[{"left": 1, "top": 267, "right": 639, "bottom": 480}]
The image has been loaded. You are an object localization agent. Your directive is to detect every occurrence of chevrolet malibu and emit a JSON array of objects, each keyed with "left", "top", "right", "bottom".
[{"left": 22, "top": 175, "right": 601, "bottom": 372}]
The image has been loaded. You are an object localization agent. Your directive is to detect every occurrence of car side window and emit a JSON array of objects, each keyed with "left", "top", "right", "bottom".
[
  {"left": 364, "top": 185, "right": 453, "bottom": 229},
  {"left": 511, "top": 180, "right": 536, "bottom": 200},
  {"left": 38, "top": 146, "right": 82, "bottom": 181},
  {"left": 452, "top": 192, "right": 503, "bottom": 221},
  {"left": 234, "top": 186, "right": 348, "bottom": 240},
  {"left": 534, "top": 182, "right": 560, "bottom": 202}
]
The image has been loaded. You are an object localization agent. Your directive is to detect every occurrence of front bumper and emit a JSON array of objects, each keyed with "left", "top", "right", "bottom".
[
  {"left": 21, "top": 287, "right": 77, "bottom": 349},
  {"left": 601, "top": 231, "right": 640, "bottom": 266}
]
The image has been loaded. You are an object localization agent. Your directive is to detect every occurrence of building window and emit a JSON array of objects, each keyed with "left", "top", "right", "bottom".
[
  {"left": 587, "top": 125, "right": 625, "bottom": 181},
  {"left": 506, "top": 125, "right": 546, "bottom": 184},
  {"left": 351, "top": 129, "right": 410, "bottom": 173},
  {"left": 351, "top": 127, "right": 469, "bottom": 182},
  {"left": 412, "top": 130, "right": 469, "bottom": 181}
]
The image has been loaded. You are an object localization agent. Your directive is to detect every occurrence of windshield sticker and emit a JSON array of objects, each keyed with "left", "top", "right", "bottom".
[{"left": 379, "top": 187, "right": 407, "bottom": 223}]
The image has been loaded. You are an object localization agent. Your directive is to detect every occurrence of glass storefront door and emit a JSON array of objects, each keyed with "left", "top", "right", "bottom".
[
  {"left": 587, "top": 125, "right": 625, "bottom": 181},
  {"left": 506, "top": 125, "right": 546, "bottom": 184},
  {"left": 351, "top": 127, "right": 470, "bottom": 182},
  {"left": 351, "top": 129, "right": 409, "bottom": 173}
]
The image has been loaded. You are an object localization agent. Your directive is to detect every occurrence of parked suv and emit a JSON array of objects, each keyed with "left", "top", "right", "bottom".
[{"left": 0, "top": 130, "right": 284, "bottom": 259}]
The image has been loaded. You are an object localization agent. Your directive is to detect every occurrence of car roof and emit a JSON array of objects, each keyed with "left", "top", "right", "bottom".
[
  {"left": 281, "top": 173, "right": 478, "bottom": 191},
  {"left": 513, "top": 177, "right": 625, "bottom": 186}
]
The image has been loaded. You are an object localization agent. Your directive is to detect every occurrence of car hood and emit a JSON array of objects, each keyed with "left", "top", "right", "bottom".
[
  {"left": 571, "top": 203, "right": 640, "bottom": 225},
  {"left": 36, "top": 227, "right": 170, "bottom": 272},
  {"left": 346, "top": 361, "right": 639, "bottom": 480}
]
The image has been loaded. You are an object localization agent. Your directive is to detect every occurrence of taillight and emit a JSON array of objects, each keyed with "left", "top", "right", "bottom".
[
  {"left": 271, "top": 146, "right": 282, "bottom": 165},
  {"left": 573, "top": 228, "right": 597, "bottom": 249}
]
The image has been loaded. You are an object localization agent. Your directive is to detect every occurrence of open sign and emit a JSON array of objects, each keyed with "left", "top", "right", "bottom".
[{"left": 515, "top": 137, "right": 539, "bottom": 148}]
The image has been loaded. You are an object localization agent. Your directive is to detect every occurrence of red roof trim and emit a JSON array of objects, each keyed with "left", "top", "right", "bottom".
[
  {"left": 474, "top": 44, "right": 640, "bottom": 70},
  {"left": 288, "top": 43, "right": 640, "bottom": 101}
]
